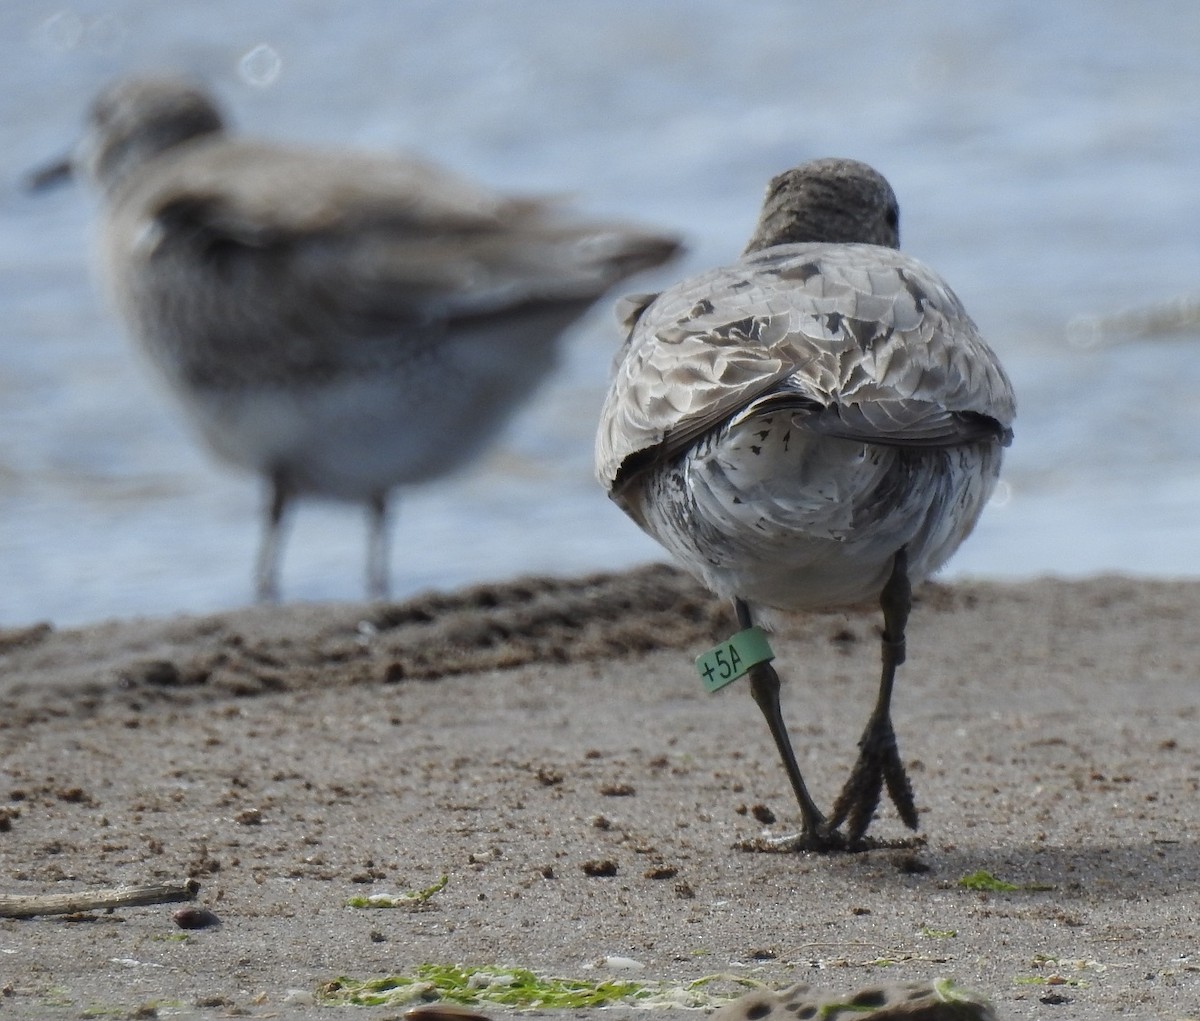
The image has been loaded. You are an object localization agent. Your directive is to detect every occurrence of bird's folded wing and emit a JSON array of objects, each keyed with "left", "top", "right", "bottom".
[
  {"left": 733, "top": 386, "right": 1010, "bottom": 448},
  {"left": 136, "top": 140, "right": 678, "bottom": 329},
  {"left": 150, "top": 139, "right": 517, "bottom": 235},
  {"left": 597, "top": 244, "right": 1015, "bottom": 491}
]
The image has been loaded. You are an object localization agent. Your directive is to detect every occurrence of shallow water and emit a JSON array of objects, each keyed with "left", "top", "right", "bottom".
[{"left": 2, "top": 1, "right": 1200, "bottom": 626}]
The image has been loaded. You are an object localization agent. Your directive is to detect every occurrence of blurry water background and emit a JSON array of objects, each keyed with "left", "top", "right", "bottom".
[{"left": 3, "top": 1, "right": 1200, "bottom": 626}]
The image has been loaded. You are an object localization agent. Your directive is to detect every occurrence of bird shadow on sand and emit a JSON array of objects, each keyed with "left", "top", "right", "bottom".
[{"left": 738, "top": 835, "right": 1200, "bottom": 901}]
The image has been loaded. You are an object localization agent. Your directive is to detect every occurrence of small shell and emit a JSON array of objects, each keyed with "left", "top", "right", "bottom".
[{"left": 404, "top": 1005, "right": 493, "bottom": 1021}]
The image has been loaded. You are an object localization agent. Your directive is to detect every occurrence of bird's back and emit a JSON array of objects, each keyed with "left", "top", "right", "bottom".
[
  {"left": 597, "top": 242, "right": 1014, "bottom": 611},
  {"left": 598, "top": 243, "right": 1013, "bottom": 494}
]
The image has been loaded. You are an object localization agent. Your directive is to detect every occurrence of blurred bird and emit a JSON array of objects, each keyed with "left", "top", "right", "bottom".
[
  {"left": 596, "top": 158, "right": 1014, "bottom": 849},
  {"left": 50, "top": 74, "right": 680, "bottom": 601}
]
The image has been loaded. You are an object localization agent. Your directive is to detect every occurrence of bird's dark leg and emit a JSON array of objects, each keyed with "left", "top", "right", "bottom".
[
  {"left": 254, "top": 472, "right": 291, "bottom": 603},
  {"left": 366, "top": 492, "right": 392, "bottom": 601},
  {"left": 826, "top": 547, "right": 919, "bottom": 843},
  {"left": 736, "top": 599, "right": 843, "bottom": 850}
]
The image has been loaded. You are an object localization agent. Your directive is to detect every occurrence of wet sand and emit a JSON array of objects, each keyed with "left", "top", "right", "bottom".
[{"left": 1, "top": 565, "right": 1198, "bottom": 1019}]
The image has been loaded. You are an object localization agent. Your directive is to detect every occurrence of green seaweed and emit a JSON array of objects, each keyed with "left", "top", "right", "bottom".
[
  {"left": 957, "top": 869, "right": 1053, "bottom": 892},
  {"left": 933, "top": 978, "right": 977, "bottom": 1002},
  {"left": 346, "top": 874, "right": 449, "bottom": 909},
  {"left": 40, "top": 987, "right": 73, "bottom": 1009},
  {"left": 957, "top": 869, "right": 1020, "bottom": 891},
  {"left": 1014, "top": 975, "right": 1085, "bottom": 988},
  {"left": 318, "top": 963, "right": 756, "bottom": 1009},
  {"left": 1014, "top": 954, "right": 1101, "bottom": 988}
]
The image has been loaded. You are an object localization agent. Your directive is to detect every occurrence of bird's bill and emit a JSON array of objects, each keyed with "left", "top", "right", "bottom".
[{"left": 25, "top": 155, "right": 74, "bottom": 193}]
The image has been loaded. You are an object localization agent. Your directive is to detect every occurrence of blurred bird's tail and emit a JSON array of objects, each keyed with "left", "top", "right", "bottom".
[{"left": 576, "top": 227, "right": 683, "bottom": 284}]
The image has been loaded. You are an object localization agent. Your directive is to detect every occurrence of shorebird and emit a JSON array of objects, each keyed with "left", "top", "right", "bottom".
[
  {"left": 54, "top": 74, "right": 680, "bottom": 601},
  {"left": 596, "top": 158, "right": 1015, "bottom": 849}
]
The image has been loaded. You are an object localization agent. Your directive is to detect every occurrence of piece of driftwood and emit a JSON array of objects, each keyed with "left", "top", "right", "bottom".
[{"left": 0, "top": 877, "right": 199, "bottom": 918}]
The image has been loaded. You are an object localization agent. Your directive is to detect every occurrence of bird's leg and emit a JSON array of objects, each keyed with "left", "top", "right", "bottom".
[
  {"left": 366, "top": 492, "right": 392, "bottom": 601},
  {"left": 254, "top": 473, "right": 291, "bottom": 604},
  {"left": 826, "top": 547, "right": 919, "bottom": 843},
  {"left": 737, "top": 599, "right": 843, "bottom": 851}
]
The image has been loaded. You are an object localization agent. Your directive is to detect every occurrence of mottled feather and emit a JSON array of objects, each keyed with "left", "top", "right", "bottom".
[
  {"left": 596, "top": 159, "right": 1014, "bottom": 616},
  {"left": 593, "top": 158, "right": 1015, "bottom": 846}
]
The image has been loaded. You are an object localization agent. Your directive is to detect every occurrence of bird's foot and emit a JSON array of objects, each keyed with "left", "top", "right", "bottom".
[
  {"left": 735, "top": 825, "right": 848, "bottom": 854},
  {"left": 826, "top": 713, "right": 919, "bottom": 845}
]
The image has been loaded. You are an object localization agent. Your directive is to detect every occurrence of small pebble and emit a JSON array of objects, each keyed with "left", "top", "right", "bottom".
[
  {"left": 173, "top": 906, "right": 221, "bottom": 930},
  {"left": 750, "top": 803, "right": 776, "bottom": 824}
]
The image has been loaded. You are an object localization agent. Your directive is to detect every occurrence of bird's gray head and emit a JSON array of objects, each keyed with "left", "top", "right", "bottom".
[
  {"left": 743, "top": 158, "right": 901, "bottom": 255},
  {"left": 77, "top": 75, "right": 225, "bottom": 197}
]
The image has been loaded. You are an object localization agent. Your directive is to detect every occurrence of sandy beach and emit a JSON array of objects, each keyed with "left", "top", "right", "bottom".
[{"left": 2, "top": 565, "right": 1199, "bottom": 1019}]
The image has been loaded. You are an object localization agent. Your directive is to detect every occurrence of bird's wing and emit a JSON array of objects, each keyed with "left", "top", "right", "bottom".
[
  {"left": 596, "top": 243, "right": 1015, "bottom": 492},
  {"left": 127, "top": 138, "right": 679, "bottom": 330}
]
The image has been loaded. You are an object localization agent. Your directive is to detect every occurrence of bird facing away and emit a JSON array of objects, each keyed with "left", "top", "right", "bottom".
[
  {"left": 68, "top": 74, "right": 680, "bottom": 602},
  {"left": 596, "top": 158, "right": 1015, "bottom": 850}
]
